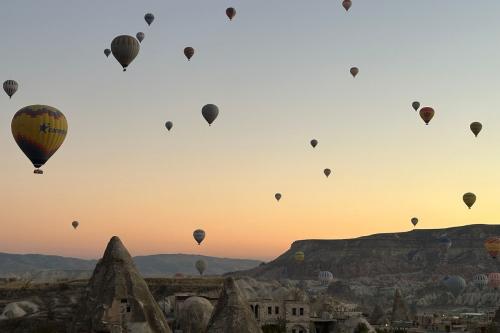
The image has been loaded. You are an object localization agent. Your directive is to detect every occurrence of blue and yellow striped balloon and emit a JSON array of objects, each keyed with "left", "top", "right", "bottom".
[{"left": 11, "top": 105, "right": 67, "bottom": 174}]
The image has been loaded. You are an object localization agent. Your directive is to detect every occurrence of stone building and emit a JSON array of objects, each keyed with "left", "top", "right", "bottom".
[{"left": 248, "top": 299, "right": 310, "bottom": 333}]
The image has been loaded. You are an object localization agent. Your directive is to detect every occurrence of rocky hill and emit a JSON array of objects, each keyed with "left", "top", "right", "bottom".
[
  {"left": 0, "top": 253, "right": 260, "bottom": 280},
  {"left": 237, "top": 224, "right": 500, "bottom": 280}
]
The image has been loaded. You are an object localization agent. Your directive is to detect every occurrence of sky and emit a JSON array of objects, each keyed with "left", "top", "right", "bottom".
[{"left": 1, "top": 1, "right": 500, "bottom": 261}]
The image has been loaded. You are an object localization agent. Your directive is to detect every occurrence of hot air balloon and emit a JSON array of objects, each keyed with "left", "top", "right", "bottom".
[
  {"left": 470, "top": 122, "right": 482, "bottom": 137},
  {"left": 144, "top": 13, "right": 155, "bottom": 26},
  {"left": 136, "top": 32, "right": 145, "bottom": 43},
  {"left": 275, "top": 193, "right": 282, "bottom": 202},
  {"left": 72, "top": 221, "right": 79, "bottom": 229},
  {"left": 324, "top": 169, "right": 331, "bottom": 178},
  {"left": 463, "top": 192, "right": 476, "bottom": 209},
  {"left": 201, "top": 104, "right": 219, "bottom": 126},
  {"left": 412, "top": 101, "right": 420, "bottom": 111},
  {"left": 11, "top": 105, "right": 68, "bottom": 174},
  {"left": 488, "top": 273, "right": 500, "bottom": 290},
  {"left": 411, "top": 217, "right": 418, "bottom": 227},
  {"left": 104, "top": 48, "right": 111, "bottom": 58},
  {"left": 294, "top": 251, "right": 305, "bottom": 263},
  {"left": 419, "top": 107, "right": 434, "bottom": 125},
  {"left": 310, "top": 139, "right": 318, "bottom": 148},
  {"left": 350, "top": 67, "right": 359, "bottom": 78},
  {"left": 226, "top": 7, "right": 236, "bottom": 21},
  {"left": 438, "top": 236, "right": 452, "bottom": 252},
  {"left": 3, "top": 80, "right": 18, "bottom": 99},
  {"left": 442, "top": 275, "right": 466, "bottom": 296},
  {"left": 484, "top": 236, "right": 500, "bottom": 259},
  {"left": 318, "top": 271, "right": 333, "bottom": 285},
  {"left": 472, "top": 274, "right": 489, "bottom": 290},
  {"left": 193, "top": 229, "right": 206, "bottom": 245},
  {"left": 195, "top": 259, "right": 207, "bottom": 275},
  {"left": 184, "top": 47, "right": 195, "bottom": 61},
  {"left": 165, "top": 121, "right": 173, "bottom": 131},
  {"left": 111, "top": 35, "right": 140, "bottom": 71},
  {"left": 342, "top": 0, "right": 352, "bottom": 11}
]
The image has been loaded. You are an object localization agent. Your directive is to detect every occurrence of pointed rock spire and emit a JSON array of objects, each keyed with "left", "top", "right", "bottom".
[
  {"left": 206, "top": 277, "right": 263, "bottom": 333},
  {"left": 391, "top": 288, "right": 410, "bottom": 322},
  {"left": 71, "top": 236, "right": 171, "bottom": 333}
]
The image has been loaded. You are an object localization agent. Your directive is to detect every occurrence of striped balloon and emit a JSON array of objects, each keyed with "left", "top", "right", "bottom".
[
  {"left": 111, "top": 35, "right": 140, "bottom": 71},
  {"left": 11, "top": 105, "right": 68, "bottom": 174},
  {"left": 3, "top": 80, "right": 18, "bottom": 98},
  {"left": 488, "top": 273, "right": 500, "bottom": 290}
]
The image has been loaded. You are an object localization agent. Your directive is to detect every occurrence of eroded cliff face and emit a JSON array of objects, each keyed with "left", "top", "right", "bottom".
[{"left": 239, "top": 224, "right": 500, "bottom": 280}]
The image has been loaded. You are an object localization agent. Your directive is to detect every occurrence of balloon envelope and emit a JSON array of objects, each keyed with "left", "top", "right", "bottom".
[
  {"left": 201, "top": 104, "right": 219, "bottom": 126},
  {"left": 472, "top": 274, "right": 488, "bottom": 290},
  {"left": 111, "top": 35, "right": 140, "bottom": 71},
  {"left": 412, "top": 101, "right": 420, "bottom": 111},
  {"left": 294, "top": 251, "right": 305, "bottom": 262},
  {"left": 184, "top": 47, "right": 195, "bottom": 60},
  {"left": 3, "top": 80, "right": 18, "bottom": 98},
  {"left": 350, "top": 67, "right": 359, "bottom": 77},
  {"left": 165, "top": 121, "right": 173, "bottom": 131},
  {"left": 442, "top": 276, "right": 466, "bottom": 296},
  {"left": 72, "top": 221, "right": 79, "bottom": 229},
  {"left": 419, "top": 107, "right": 434, "bottom": 125},
  {"left": 195, "top": 259, "right": 207, "bottom": 275},
  {"left": 342, "top": 0, "right": 352, "bottom": 11},
  {"left": 463, "top": 192, "right": 476, "bottom": 209},
  {"left": 104, "top": 49, "right": 111, "bottom": 58},
  {"left": 470, "top": 122, "right": 482, "bottom": 137},
  {"left": 136, "top": 32, "right": 145, "bottom": 43},
  {"left": 324, "top": 169, "right": 331, "bottom": 178},
  {"left": 193, "top": 229, "right": 206, "bottom": 245},
  {"left": 310, "top": 139, "right": 318, "bottom": 148},
  {"left": 488, "top": 273, "right": 500, "bottom": 290},
  {"left": 484, "top": 236, "right": 500, "bottom": 259},
  {"left": 11, "top": 105, "right": 68, "bottom": 173},
  {"left": 226, "top": 7, "right": 236, "bottom": 20},
  {"left": 411, "top": 217, "right": 418, "bottom": 227},
  {"left": 275, "top": 193, "right": 282, "bottom": 202},
  {"left": 318, "top": 271, "right": 333, "bottom": 285},
  {"left": 145, "top": 13, "right": 155, "bottom": 26}
]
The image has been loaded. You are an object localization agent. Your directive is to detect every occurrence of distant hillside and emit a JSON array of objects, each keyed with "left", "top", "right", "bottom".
[
  {"left": 0, "top": 253, "right": 260, "bottom": 280},
  {"left": 235, "top": 224, "right": 500, "bottom": 280}
]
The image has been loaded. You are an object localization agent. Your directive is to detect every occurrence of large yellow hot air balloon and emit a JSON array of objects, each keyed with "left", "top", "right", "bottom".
[
  {"left": 11, "top": 105, "right": 68, "bottom": 174},
  {"left": 485, "top": 236, "right": 500, "bottom": 259}
]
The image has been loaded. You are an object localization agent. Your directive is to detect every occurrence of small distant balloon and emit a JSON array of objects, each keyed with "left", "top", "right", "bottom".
[
  {"left": 488, "top": 273, "right": 500, "bottom": 290},
  {"left": 411, "top": 217, "right": 418, "bottom": 227},
  {"left": 419, "top": 107, "right": 434, "bottom": 125},
  {"left": 484, "top": 236, "right": 500, "bottom": 259},
  {"left": 310, "top": 139, "right": 318, "bottom": 148},
  {"left": 201, "top": 104, "right": 219, "bottom": 126},
  {"left": 145, "top": 13, "right": 155, "bottom": 26},
  {"left": 463, "top": 192, "right": 476, "bottom": 209},
  {"left": 136, "top": 32, "right": 145, "bottom": 43},
  {"left": 342, "top": 0, "right": 352, "bottom": 11},
  {"left": 470, "top": 122, "right": 482, "bottom": 137},
  {"left": 412, "top": 101, "right": 420, "bottom": 111},
  {"left": 165, "top": 121, "right": 173, "bottom": 131},
  {"left": 195, "top": 259, "right": 207, "bottom": 275},
  {"left": 3, "top": 80, "right": 18, "bottom": 99},
  {"left": 226, "top": 7, "right": 236, "bottom": 21},
  {"left": 294, "top": 251, "right": 305, "bottom": 262},
  {"left": 350, "top": 67, "right": 359, "bottom": 78},
  {"left": 275, "top": 193, "right": 282, "bottom": 202},
  {"left": 111, "top": 35, "right": 140, "bottom": 71},
  {"left": 193, "top": 229, "right": 206, "bottom": 245},
  {"left": 104, "top": 49, "right": 111, "bottom": 58},
  {"left": 184, "top": 47, "right": 195, "bottom": 61},
  {"left": 324, "top": 169, "right": 331, "bottom": 178},
  {"left": 72, "top": 221, "right": 79, "bottom": 229}
]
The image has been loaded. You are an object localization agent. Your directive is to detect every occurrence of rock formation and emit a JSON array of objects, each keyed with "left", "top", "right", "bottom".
[
  {"left": 369, "top": 303, "right": 388, "bottom": 325},
  {"left": 391, "top": 289, "right": 410, "bottom": 322},
  {"left": 71, "top": 236, "right": 171, "bottom": 333},
  {"left": 177, "top": 296, "right": 214, "bottom": 333},
  {"left": 206, "top": 277, "right": 263, "bottom": 333}
]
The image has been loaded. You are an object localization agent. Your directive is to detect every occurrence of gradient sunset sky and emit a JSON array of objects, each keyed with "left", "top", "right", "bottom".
[{"left": 1, "top": 1, "right": 500, "bottom": 260}]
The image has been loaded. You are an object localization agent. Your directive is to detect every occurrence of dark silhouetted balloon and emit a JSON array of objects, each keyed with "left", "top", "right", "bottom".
[
  {"left": 342, "top": 0, "right": 352, "bottom": 11},
  {"left": 3, "top": 80, "right": 18, "bottom": 99},
  {"left": 411, "top": 217, "right": 418, "bottom": 227},
  {"left": 184, "top": 47, "right": 195, "bottom": 61},
  {"left": 165, "top": 121, "right": 173, "bottom": 131},
  {"left": 72, "top": 221, "right": 79, "bottom": 229},
  {"left": 145, "top": 13, "right": 155, "bottom": 26},
  {"left": 104, "top": 48, "right": 111, "bottom": 58},
  {"left": 324, "top": 169, "right": 331, "bottom": 178},
  {"left": 11, "top": 105, "right": 68, "bottom": 174},
  {"left": 310, "top": 139, "right": 318, "bottom": 148},
  {"left": 275, "top": 193, "right": 282, "bottom": 202},
  {"left": 193, "top": 229, "right": 206, "bottom": 245},
  {"left": 463, "top": 192, "right": 476, "bottom": 209},
  {"left": 470, "top": 122, "right": 482, "bottom": 137},
  {"left": 419, "top": 107, "right": 434, "bottom": 125},
  {"left": 136, "top": 32, "right": 145, "bottom": 43},
  {"left": 412, "top": 101, "right": 420, "bottom": 111},
  {"left": 201, "top": 104, "right": 219, "bottom": 126},
  {"left": 111, "top": 35, "right": 140, "bottom": 71},
  {"left": 350, "top": 67, "right": 359, "bottom": 77},
  {"left": 226, "top": 7, "right": 236, "bottom": 20},
  {"left": 442, "top": 275, "right": 466, "bottom": 296}
]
